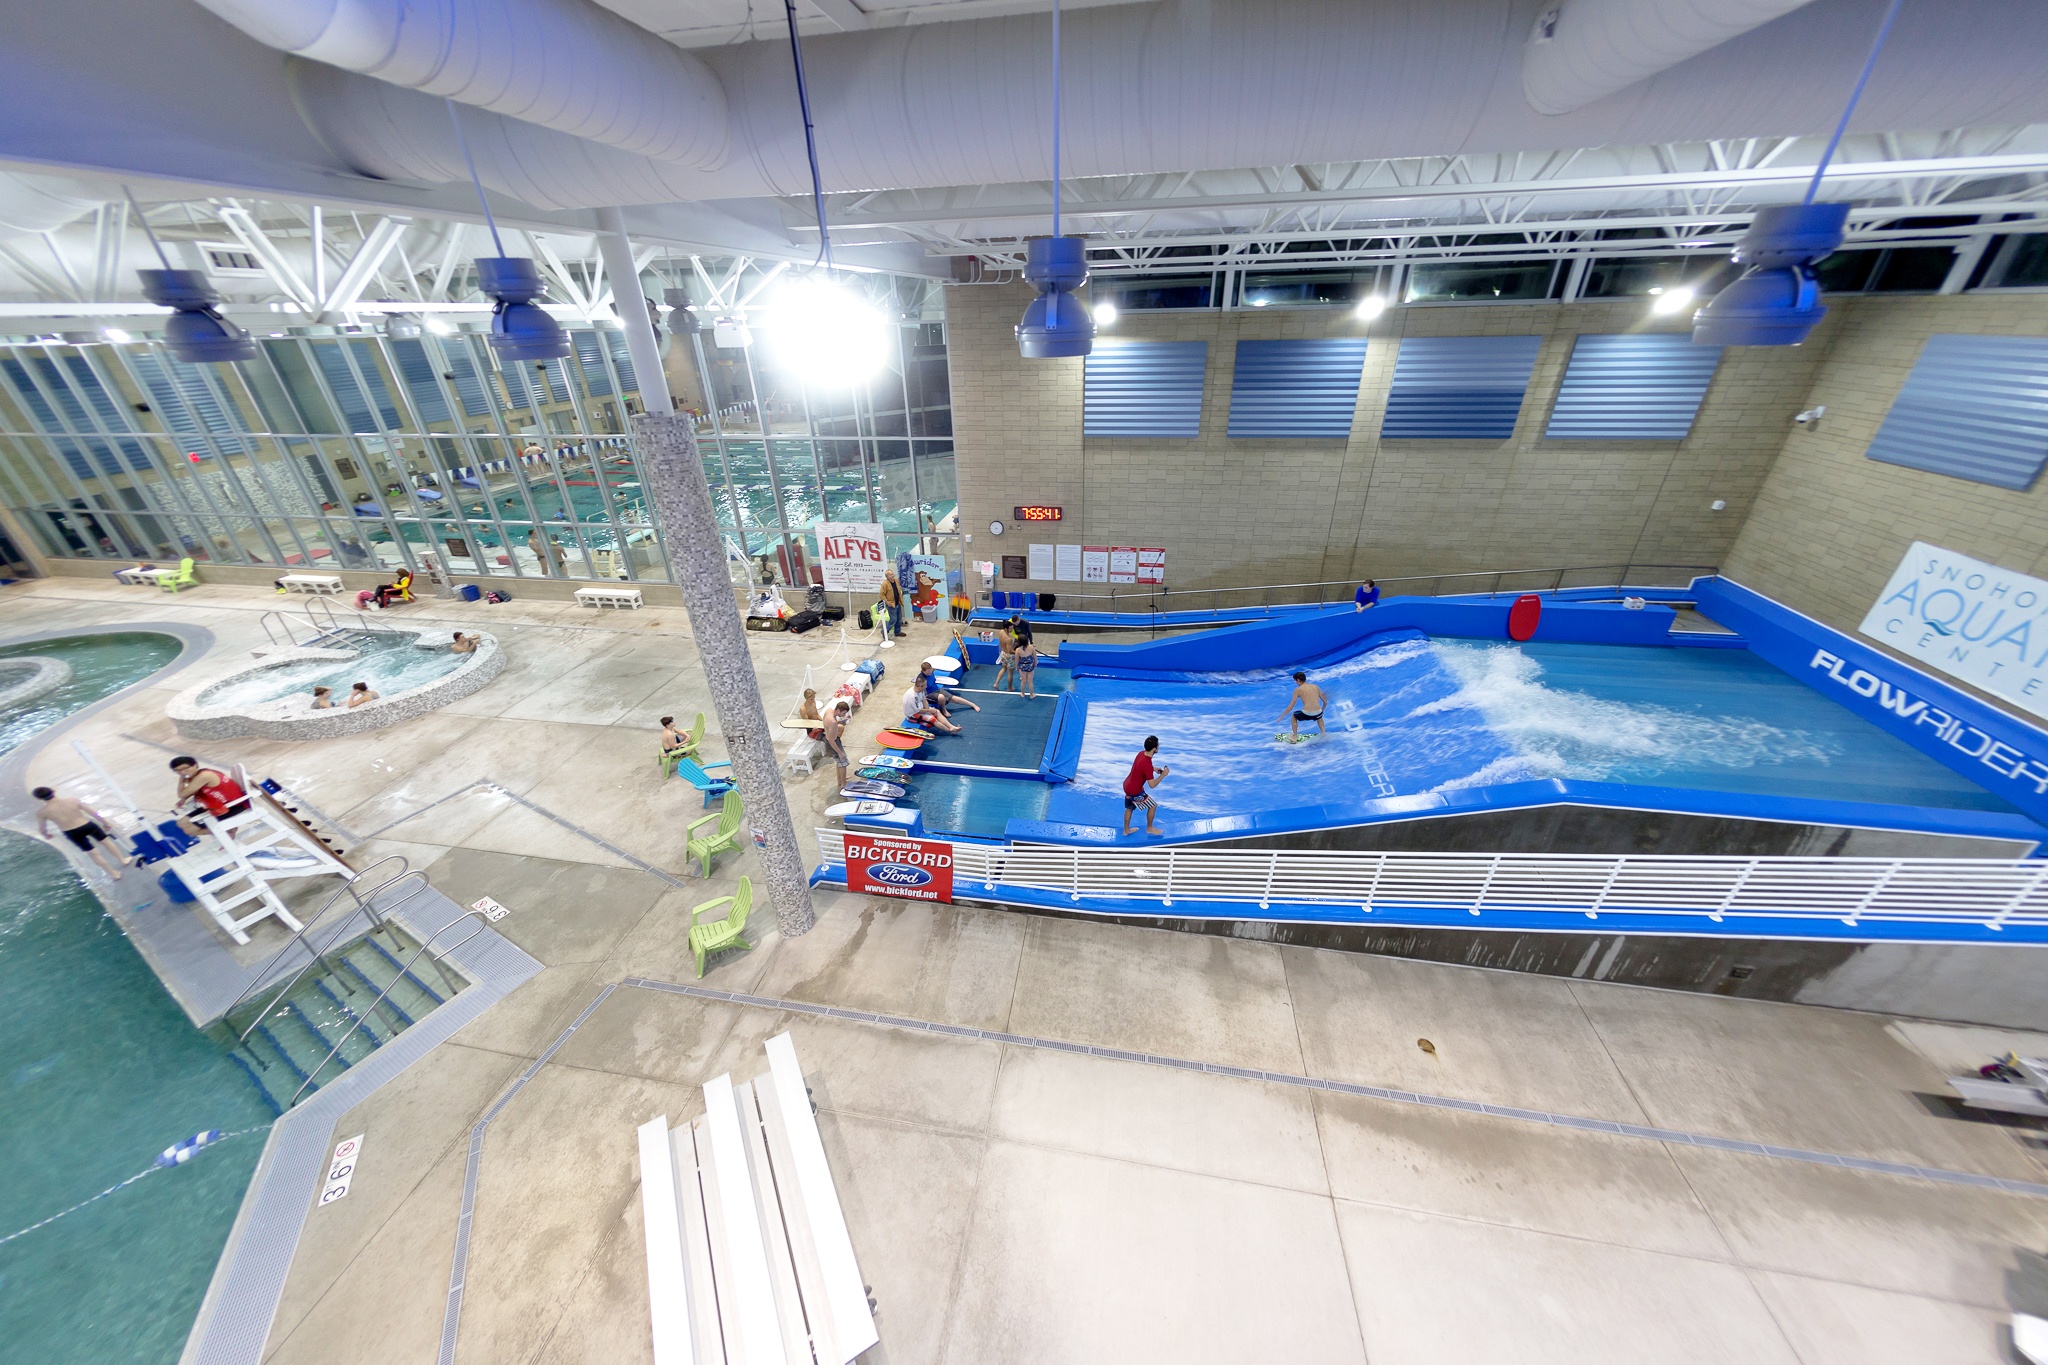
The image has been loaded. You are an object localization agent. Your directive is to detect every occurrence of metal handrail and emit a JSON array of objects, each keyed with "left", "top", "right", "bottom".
[
  {"left": 287, "top": 905, "right": 489, "bottom": 1108},
  {"left": 227, "top": 856, "right": 423, "bottom": 1040},
  {"left": 989, "top": 562, "right": 1718, "bottom": 618},
  {"left": 814, "top": 830, "right": 2048, "bottom": 935},
  {"left": 255, "top": 610, "right": 307, "bottom": 648}
]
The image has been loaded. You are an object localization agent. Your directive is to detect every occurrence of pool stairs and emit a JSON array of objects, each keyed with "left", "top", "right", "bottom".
[{"left": 213, "top": 918, "right": 465, "bottom": 1115}]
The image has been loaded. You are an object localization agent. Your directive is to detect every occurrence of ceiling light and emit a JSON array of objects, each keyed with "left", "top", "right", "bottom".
[
  {"left": 1651, "top": 286, "right": 1695, "bottom": 316},
  {"left": 424, "top": 316, "right": 456, "bottom": 335},
  {"left": 1016, "top": 238, "right": 1095, "bottom": 358},
  {"left": 1250, "top": 298, "right": 1269, "bottom": 307},
  {"left": 1691, "top": 203, "right": 1847, "bottom": 346},
  {"left": 137, "top": 269, "right": 257, "bottom": 364},
  {"left": 1355, "top": 296, "right": 1388, "bottom": 321},
  {"left": 1094, "top": 301, "right": 1118, "bottom": 326},
  {"left": 768, "top": 276, "right": 890, "bottom": 385},
  {"left": 476, "top": 257, "right": 570, "bottom": 361},
  {"left": 102, "top": 327, "right": 132, "bottom": 344}
]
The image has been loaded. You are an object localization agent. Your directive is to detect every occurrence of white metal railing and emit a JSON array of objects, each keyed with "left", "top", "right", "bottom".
[{"left": 815, "top": 831, "right": 2048, "bottom": 934}]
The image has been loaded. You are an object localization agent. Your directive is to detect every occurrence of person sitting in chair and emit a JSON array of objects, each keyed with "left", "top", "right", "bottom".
[{"left": 372, "top": 569, "right": 413, "bottom": 609}]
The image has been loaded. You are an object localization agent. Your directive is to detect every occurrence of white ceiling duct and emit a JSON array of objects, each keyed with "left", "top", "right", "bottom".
[
  {"left": 0, "top": 171, "right": 101, "bottom": 236},
  {"left": 1521, "top": 0, "right": 1822, "bottom": 116},
  {"left": 189, "top": 0, "right": 729, "bottom": 168},
  {"left": 289, "top": 0, "right": 2048, "bottom": 208}
]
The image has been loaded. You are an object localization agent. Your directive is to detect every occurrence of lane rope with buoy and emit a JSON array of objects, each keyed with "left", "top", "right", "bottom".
[{"left": 0, "top": 1126, "right": 266, "bottom": 1246}]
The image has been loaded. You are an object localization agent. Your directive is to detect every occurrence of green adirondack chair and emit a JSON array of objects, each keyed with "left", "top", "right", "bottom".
[
  {"left": 673, "top": 754, "right": 733, "bottom": 806},
  {"left": 685, "top": 789, "right": 744, "bottom": 878},
  {"left": 688, "top": 876, "right": 754, "bottom": 977},
  {"left": 657, "top": 713, "right": 706, "bottom": 779},
  {"left": 156, "top": 557, "right": 198, "bottom": 592}
]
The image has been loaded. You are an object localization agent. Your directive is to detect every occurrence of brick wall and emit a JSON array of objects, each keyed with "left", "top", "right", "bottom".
[
  {"left": 946, "top": 283, "right": 1820, "bottom": 594},
  {"left": 1721, "top": 293, "right": 2048, "bottom": 638}
]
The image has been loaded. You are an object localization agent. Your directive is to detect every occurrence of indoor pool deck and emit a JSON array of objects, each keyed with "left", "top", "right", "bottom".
[{"left": 3, "top": 577, "right": 2047, "bottom": 1365}]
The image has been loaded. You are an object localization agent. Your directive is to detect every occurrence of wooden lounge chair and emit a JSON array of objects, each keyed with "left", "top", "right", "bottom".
[
  {"left": 687, "top": 875, "right": 754, "bottom": 976},
  {"left": 686, "top": 790, "right": 744, "bottom": 878}
]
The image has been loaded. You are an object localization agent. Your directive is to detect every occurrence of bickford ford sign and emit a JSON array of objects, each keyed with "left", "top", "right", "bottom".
[
  {"left": 1859, "top": 542, "right": 2048, "bottom": 724},
  {"left": 845, "top": 834, "right": 955, "bottom": 903}
]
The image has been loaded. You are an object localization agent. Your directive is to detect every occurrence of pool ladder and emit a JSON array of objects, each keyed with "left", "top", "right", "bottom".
[
  {"left": 257, "top": 596, "right": 394, "bottom": 651},
  {"left": 214, "top": 856, "right": 468, "bottom": 1114}
]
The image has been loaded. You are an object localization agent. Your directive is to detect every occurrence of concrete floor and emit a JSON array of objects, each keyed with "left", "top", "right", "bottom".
[{"left": 4, "top": 576, "right": 2047, "bottom": 1364}]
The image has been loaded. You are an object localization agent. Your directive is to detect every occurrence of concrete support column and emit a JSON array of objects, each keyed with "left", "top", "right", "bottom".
[
  {"left": 595, "top": 207, "right": 673, "bottom": 414},
  {"left": 635, "top": 410, "right": 816, "bottom": 938}
]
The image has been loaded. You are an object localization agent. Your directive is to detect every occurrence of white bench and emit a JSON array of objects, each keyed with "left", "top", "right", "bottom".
[
  {"left": 576, "top": 585, "right": 644, "bottom": 610},
  {"left": 785, "top": 735, "right": 825, "bottom": 775},
  {"left": 638, "top": 1033, "right": 878, "bottom": 1365},
  {"left": 277, "top": 573, "right": 345, "bottom": 595},
  {"left": 114, "top": 567, "right": 158, "bottom": 585}
]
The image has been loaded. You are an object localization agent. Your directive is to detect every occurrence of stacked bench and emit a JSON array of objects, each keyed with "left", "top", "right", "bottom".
[
  {"left": 637, "top": 1032, "right": 879, "bottom": 1365},
  {"left": 277, "top": 573, "right": 345, "bottom": 595}
]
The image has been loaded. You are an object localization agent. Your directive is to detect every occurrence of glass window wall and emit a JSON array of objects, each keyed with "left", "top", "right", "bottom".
[{"left": 0, "top": 286, "right": 958, "bottom": 599}]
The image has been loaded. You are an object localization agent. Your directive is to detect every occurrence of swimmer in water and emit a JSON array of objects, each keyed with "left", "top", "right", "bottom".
[{"left": 1279, "top": 670, "right": 1327, "bottom": 739}]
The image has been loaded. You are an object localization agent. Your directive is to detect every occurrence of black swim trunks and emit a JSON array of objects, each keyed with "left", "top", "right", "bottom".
[
  {"left": 1293, "top": 710, "right": 1324, "bottom": 722},
  {"left": 63, "top": 821, "right": 109, "bottom": 851}
]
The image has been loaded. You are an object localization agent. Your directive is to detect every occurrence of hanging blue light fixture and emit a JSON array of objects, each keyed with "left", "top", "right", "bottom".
[
  {"left": 476, "top": 256, "right": 570, "bottom": 361},
  {"left": 139, "top": 268, "right": 258, "bottom": 363},
  {"left": 1692, "top": 0, "right": 1902, "bottom": 347},
  {"left": 1017, "top": 0, "right": 1094, "bottom": 359},
  {"left": 445, "top": 101, "right": 570, "bottom": 362}
]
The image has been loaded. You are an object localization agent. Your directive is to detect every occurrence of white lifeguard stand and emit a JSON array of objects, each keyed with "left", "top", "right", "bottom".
[{"left": 164, "top": 776, "right": 353, "bottom": 945}]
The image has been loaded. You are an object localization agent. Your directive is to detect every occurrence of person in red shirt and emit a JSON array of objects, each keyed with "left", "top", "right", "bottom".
[{"left": 1120, "top": 735, "right": 1171, "bottom": 838}]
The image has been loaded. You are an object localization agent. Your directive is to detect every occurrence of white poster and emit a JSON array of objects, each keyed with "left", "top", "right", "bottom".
[
  {"left": 1081, "top": 547, "right": 1110, "bottom": 583},
  {"left": 818, "top": 521, "right": 887, "bottom": 593},
  {"left": 1027, "top": 542, "right": 1056, "bottom": 580},
  {"left": 1858, "top": 541, "right": 2048, "bottom": 721},
  {"left": 1055, "top": 544, "right": 1083, "bottom": 582},
  {"left": 1108, "top": 548, "right": 1139, "bottom": 584},
  {"left": 1137, "top": 548, "right": 1166, "bottom": 585}
]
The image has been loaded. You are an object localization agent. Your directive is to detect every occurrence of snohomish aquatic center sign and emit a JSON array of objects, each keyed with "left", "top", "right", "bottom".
[{"left": 1859, "top": 542, "right": 2048, "bottom": 724}]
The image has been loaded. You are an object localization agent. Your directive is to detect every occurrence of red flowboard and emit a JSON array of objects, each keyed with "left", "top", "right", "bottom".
[
  {"left": 875, "top": 730, "right": 926, "bottom": 750},
  {"left": 846, "top": 834, "right": 955, "bottom": 903},
  {"left": 1507, "top": 592, "right": 1542, "bottom": 641}
]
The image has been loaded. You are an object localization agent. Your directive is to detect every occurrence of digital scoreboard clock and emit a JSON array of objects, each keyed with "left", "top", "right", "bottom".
[{"left": 1013, "top": 505, "right": 1064, "bottom": 522}]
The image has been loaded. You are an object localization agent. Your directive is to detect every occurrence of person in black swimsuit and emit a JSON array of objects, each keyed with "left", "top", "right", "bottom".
[{"left": 34, "top": 786, "right": 130, "bottom": 878}]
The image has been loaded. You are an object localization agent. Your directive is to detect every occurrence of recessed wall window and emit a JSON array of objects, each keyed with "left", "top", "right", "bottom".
[
  {"left": 1406, "top": 260, "right": 1559, "bottom": 303},
  {"left": 1092, "top": 274, "right": 1215, "bottom": 311}
]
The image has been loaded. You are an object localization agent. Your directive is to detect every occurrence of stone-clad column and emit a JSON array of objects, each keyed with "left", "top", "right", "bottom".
[{"left": 635, "top": 411, "right": 816, "bottom": 937}]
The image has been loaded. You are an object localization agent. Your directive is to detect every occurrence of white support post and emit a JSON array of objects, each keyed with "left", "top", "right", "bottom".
[
  {"left": 1846, "top": 862, "right": 1900, "bottom": 926},
  {"left": 1991, "top": 861, "right": 2048, "bottom": 931},
  {"left": 1162, "top": 850, "right": 1175, "bottom": 907},
  {"left": 1712, "top": 860, "right": 1756, "bottom": 923},
  {"left": 1587, "top": 857, "right": 1626, "bottom": 920},
  {"left": 1259, "top": 851, "right": 1278, "bottom": 910},
  {"left": 595, "top": 208, "right": 673, "bottom": 415},
  {"left": 1470, "top": 854, "right": 1500, "bottom": 916}
]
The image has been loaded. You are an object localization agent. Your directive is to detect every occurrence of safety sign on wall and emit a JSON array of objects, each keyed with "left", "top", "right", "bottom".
[
  {"left": 844, "top": 834, "right": 955, "bottom": 903},
  {"left": 1081, "top": 547, "right": 1110, "bottom": 582},
  {"left": 1108, "top": 548, "right": 1139, "bottom": 584},
  {"left": 1137, "top": 548, "right": 1166, "bottom": 585},
  {"left": 319, "top": 1133, "right": 365, "bottom": 1206},
  {"left": 818, "top": 521, "right": 887, "bottom": 593}
]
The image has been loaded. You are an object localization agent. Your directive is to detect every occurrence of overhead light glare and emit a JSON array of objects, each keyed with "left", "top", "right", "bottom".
[
  {"left": 1094, "top": 301, "right": 1118, "bottom": 326},
  {"left": 102, "top": 327, "right": 132, "bottom": 344},
  {"left": 768, "top": 276, "right": 890, "bottom": 385},
  {"left": 1651, "top": 286, "right": 1696, "bottom": 316},
  {"left": 424, "top": 316, "right": 456, "bottom": 335},
  {"left": 1355, "top": 295, "right": 1388, "bottom": 321}
]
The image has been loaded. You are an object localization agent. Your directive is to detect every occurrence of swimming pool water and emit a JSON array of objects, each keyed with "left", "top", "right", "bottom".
[
  {"left": 197, "top": 632, "right": 467, "bottom": 708},
  {"left": 0, "top": 633, "right": 185, "bottom": 756},
  {"left": 1045, "top": 636, "right": 2020, "bottom": 832},
  {"left": 0, "top": 833, "right": 272, "bottom": 1365}
]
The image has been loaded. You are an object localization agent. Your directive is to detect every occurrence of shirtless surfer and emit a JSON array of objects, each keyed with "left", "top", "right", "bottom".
[{"left": 1279, "top": 671, "right": 1328, "bottom": 739}]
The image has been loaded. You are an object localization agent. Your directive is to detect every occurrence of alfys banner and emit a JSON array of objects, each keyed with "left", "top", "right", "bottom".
[{"left": 1859, "top": 542, "right": 2048, "bottom": 724}]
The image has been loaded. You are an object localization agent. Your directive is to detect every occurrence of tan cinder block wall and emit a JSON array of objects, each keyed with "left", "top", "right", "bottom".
[
  {"left": 946, "top": 283, "right": 1823, "bottom": 593},
  {"left": 1722, "top": 293, "right": 2048, "bottom": 638}
]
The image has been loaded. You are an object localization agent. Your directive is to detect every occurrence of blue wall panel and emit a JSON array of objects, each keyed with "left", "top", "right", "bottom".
[
  {"left": 1866, "top": 335, "right": 2048, "bottom": 490},
  {"left": 1226, "top": 338, "right": 1368, "bottom": 438},
  {"left": 1545, "top": 333, "right": 1723, "bottom": 439},
  {"left": 1382, "top": 335, "right": 1541, "bottom": 439},
  {"left": 1084, "top": 341, "right": 1207, "bottom": 437}
]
